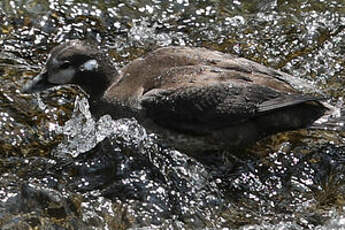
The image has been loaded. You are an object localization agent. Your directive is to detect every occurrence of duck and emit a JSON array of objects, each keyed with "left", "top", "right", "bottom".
[{"left": 22, "top": 39, "right": 330, "bottom": 154}]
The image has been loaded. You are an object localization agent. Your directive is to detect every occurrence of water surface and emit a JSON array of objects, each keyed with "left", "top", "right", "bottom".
[{"left": 1, "top": 0, "right": 345, "bottom": 229}]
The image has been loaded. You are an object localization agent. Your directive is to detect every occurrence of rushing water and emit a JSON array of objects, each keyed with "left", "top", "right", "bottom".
[{"left": 1, "top": 0, "right": 345, "bottom": 229}]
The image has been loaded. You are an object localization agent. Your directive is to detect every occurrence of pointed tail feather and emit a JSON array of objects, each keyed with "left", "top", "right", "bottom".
[{"left": 311, "top": 101, "right": 345, "bottom": 131}]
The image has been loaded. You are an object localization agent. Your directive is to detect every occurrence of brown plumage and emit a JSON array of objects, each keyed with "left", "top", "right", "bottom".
[{"left": 22, "top": 40, "right": 328, "bottom": 153}]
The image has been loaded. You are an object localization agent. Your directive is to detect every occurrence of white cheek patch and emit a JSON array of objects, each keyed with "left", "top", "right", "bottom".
[
  {"left": 48, "top": 67, "right": 76, "bottom": 84},
  {"left": 80, "top": 59, "right": 98, "bottom": 72}
]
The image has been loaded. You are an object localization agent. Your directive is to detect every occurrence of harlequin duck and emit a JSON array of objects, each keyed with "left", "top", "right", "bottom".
[{"left": 22, "top": 40, "right": 329, "bottom": 153}]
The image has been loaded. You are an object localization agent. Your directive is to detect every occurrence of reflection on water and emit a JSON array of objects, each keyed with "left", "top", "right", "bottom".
[{"left": 1, "top": 0, "right": 345, "bottom": 229}]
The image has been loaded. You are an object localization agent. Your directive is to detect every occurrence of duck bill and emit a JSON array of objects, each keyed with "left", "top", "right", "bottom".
[{"left": 21, "top": 70, "right": 55, "bottom": 94}]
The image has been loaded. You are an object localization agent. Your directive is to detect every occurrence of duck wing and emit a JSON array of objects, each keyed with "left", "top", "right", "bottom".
[
  {"left": 106, "top": 46, "right": 324, "bottom": 134},
  {"left": 140, "top": 79, "right": 321, "bottom": 134},
  {"left": 106, "top": 46, "right": 318, "bottom": 106}
]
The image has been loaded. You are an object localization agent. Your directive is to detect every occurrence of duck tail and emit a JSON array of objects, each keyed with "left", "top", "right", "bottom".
[{"left": 310, "top": 100, "right": 345, "bottom": 131}]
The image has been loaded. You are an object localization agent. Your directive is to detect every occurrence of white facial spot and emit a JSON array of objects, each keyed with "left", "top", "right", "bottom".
[
  {"left": 80, "top": 59, "right": 98, "bottom": 72},
  {"left": 48, "top": 67, "right": 76, "bottom": 84}
]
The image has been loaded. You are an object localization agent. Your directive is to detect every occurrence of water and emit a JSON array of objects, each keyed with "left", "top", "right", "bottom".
[
  {"left": 53, "top": 97, "right": 221, "bottom": 228},
  {"left": 1, "top": 0, "right": 345, "bottom": 229}
]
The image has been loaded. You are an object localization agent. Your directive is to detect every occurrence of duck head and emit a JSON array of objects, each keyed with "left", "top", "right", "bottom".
[{"left": 22, "top": 40, "right": 115, "bottom": 99}]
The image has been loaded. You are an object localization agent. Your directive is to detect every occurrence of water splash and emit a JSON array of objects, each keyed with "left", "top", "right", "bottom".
[
  {"left": 53, "top": 96, "right": 147, "bottom": 158},
  {"left": 49, "top": 96, "right": 223, "bottom": 227}
]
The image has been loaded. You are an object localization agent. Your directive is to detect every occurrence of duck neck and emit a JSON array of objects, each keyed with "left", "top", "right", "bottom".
[
  {"left": 74, "top": 70, "right": 110, "bottom": 99},
  {"left": 76, "top": 54, "right": 118, "bottom": 106},
  {"left": 88, "top": 96, "right": 142, "bottom": 121},
  {"left": 82, "top": 69, "right": 117, "bottom": 119},
  {"left": 88, "top": 96, "right": 112, "bottom": 119},
  {"left": 74, "top": 71, "right": 115, "bottom": 120}
]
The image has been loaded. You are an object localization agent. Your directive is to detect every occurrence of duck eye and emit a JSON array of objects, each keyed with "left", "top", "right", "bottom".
[{"left": 60, "top": 61, "right": 70, "bottom": 69}]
